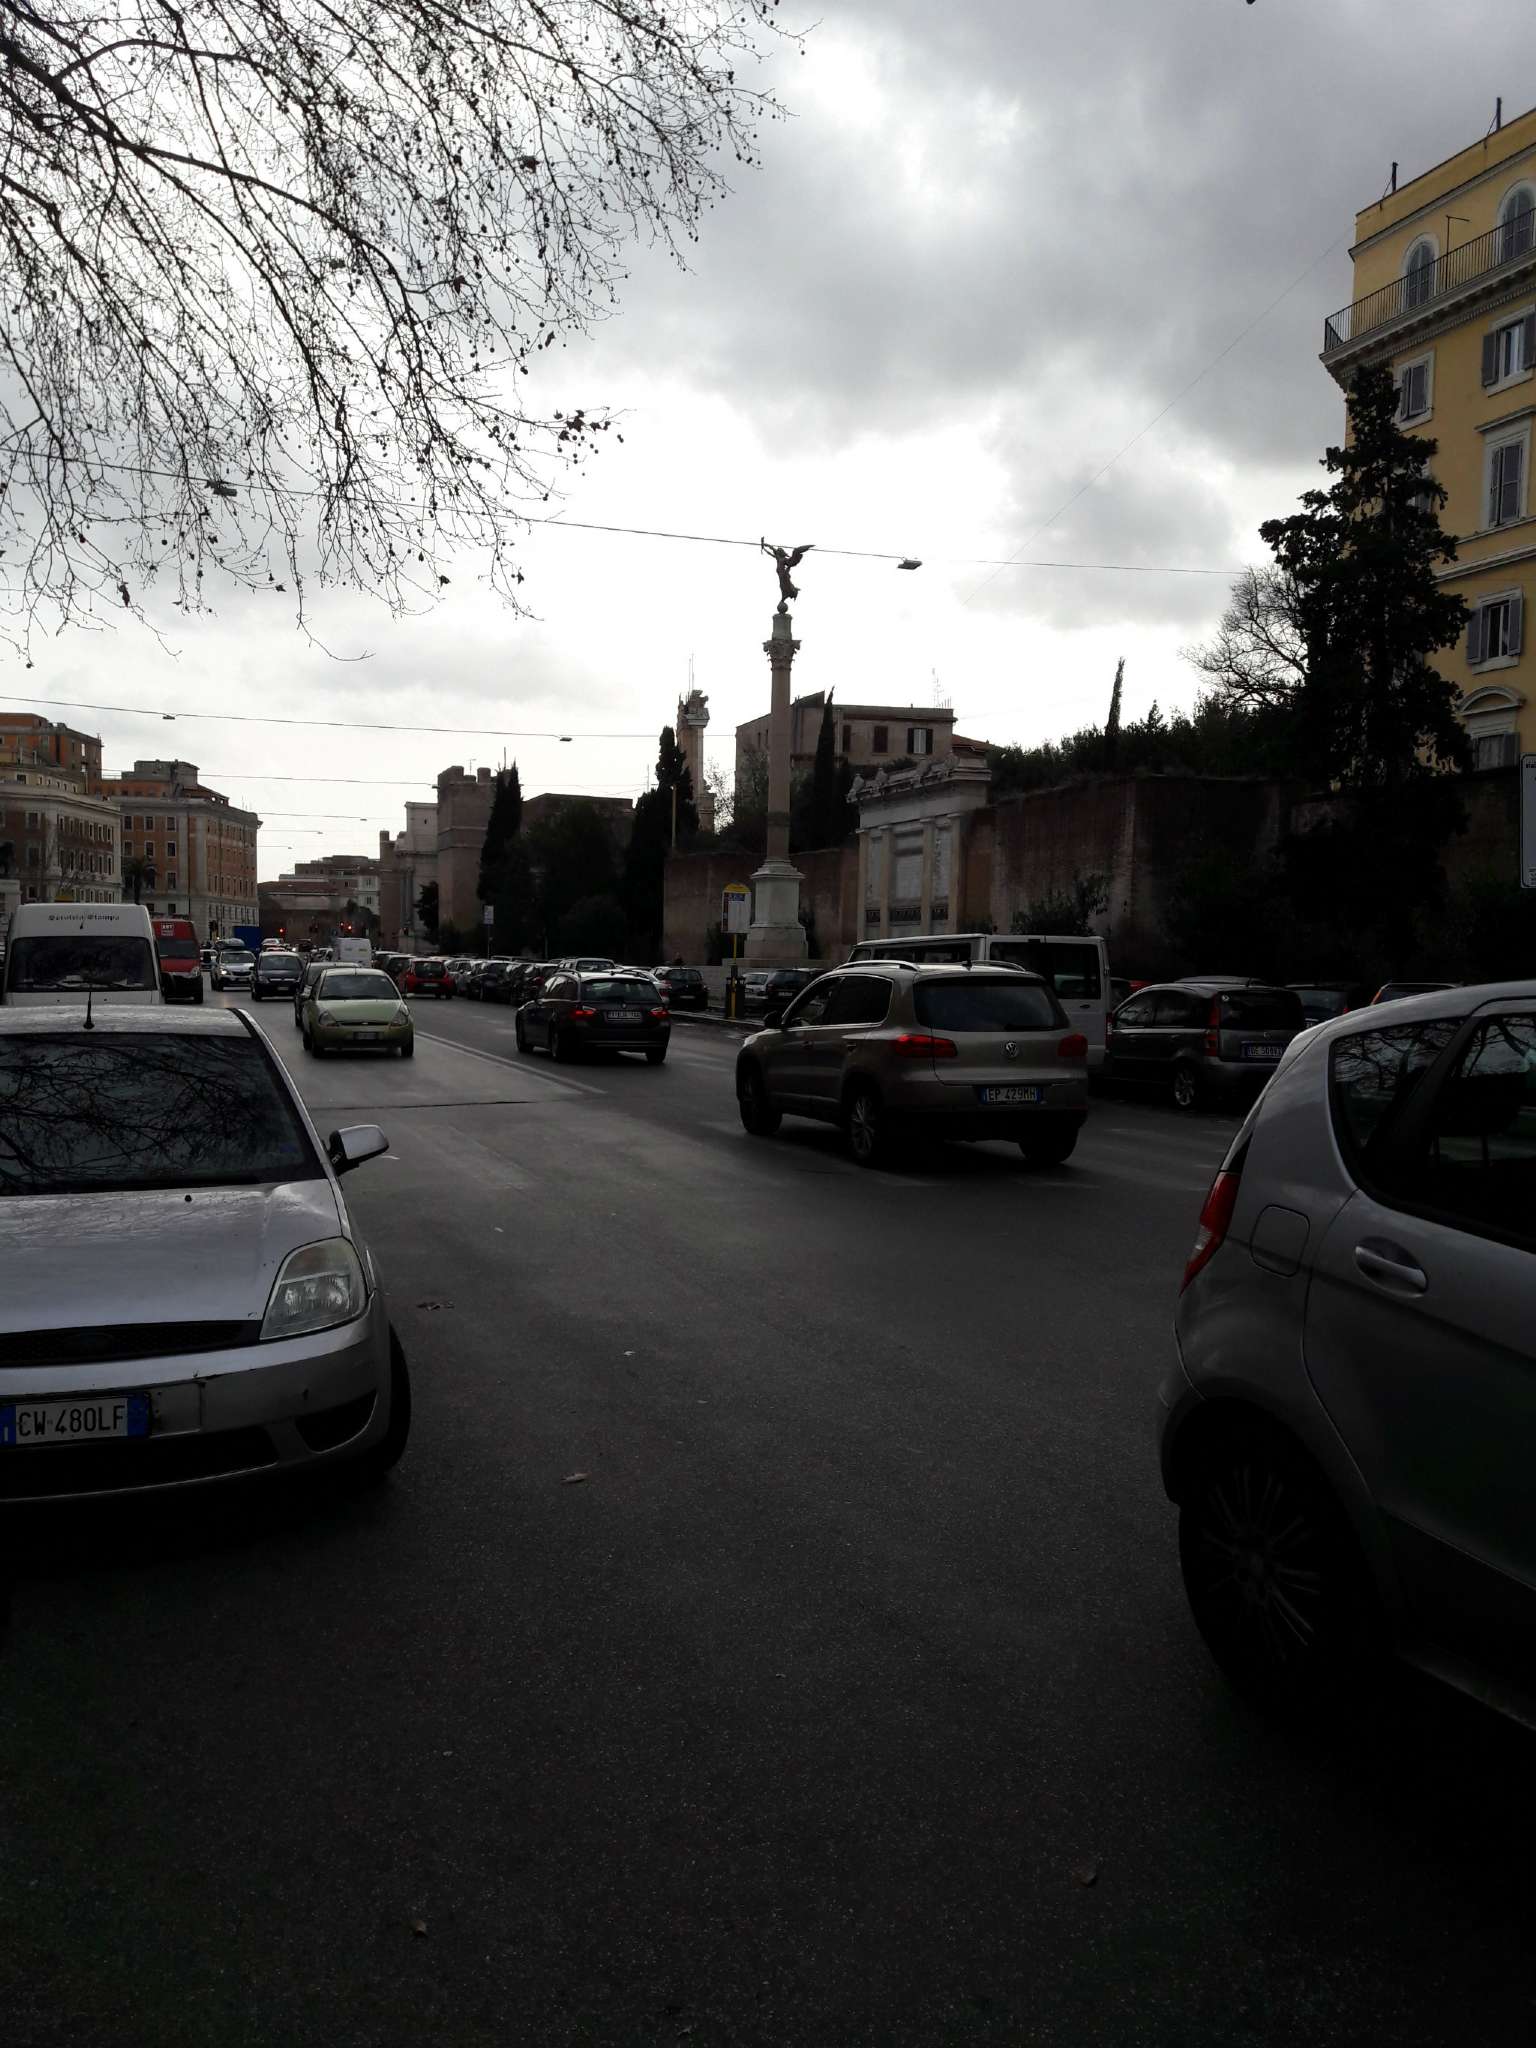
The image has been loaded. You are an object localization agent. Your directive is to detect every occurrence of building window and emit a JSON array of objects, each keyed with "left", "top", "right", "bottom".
[
  {"left": 1482, "top": 312, "right": 1535, "bottom": 388},
  {"left": 872, "top": 725, "right": 889, "bottom": 754},
  {"left": 1467, "top": 591, "right": 1524, "bottom": 665},
  {"left": 1403, "top": 236, "right": 1437, "bottom": 307},
  {"left": 1486, "top": 434, "right": 1527, "bottom": 526},
  {"left": 1395, "top": 353, "right": 1432, "bottom": 423},
  {"left": 841, "top": 724, "right": 854, "bottom": 754},
  {"left": 1473, "top": 732, "right": 1519, "bottom": 770},
  {"left": 1499, "top": 185, "right": 1536, "bottom": 263},
  {"left": 907, "top": 726, "right": 934, "bottom": 756},
  {"left": 166, "top": 839, "right": 177, "bottom": 857}
]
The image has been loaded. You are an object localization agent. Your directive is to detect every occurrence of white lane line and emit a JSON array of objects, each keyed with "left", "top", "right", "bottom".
[{"left": 413, "top": 1031, "right": 602, "bottom": 1097}]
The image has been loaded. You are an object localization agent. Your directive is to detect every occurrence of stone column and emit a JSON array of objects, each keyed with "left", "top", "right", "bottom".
[{"left": 745, "top": 610, "right": 808, "bottom": 963}]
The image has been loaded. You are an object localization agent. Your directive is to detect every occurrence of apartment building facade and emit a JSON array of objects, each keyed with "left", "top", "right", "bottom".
[
  {"left": 735, "top": 694, "right": 958, "bottom": 798},
  {"left": 0, "top": 759, "right": 121, "bottom": 911},
  {"left": 100, "top": 759, "right": 260, "bottom": 934},
  {"left": 1322, "top": 104, "right": 1536, "bottom": 765}
]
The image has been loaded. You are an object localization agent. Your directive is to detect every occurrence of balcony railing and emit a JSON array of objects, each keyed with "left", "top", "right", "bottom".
[{"left": 1323, "top": 206, "right": 1536, "bottom": 353}]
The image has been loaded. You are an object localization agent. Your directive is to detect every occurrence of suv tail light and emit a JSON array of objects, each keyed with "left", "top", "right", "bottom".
[
  {"left": 1203, "top": 997, "right": 1221, "bottom": 1057},
  {"left": 1182, "top": 1162, "right": 1243, "bottom": 1292},
  {"left": 649, "top": 1006, "right": 669, "bottom": 1019},
  {"left": 570, "top": 1006, "right": 596, "bottom": 1021},
  {"left": 892, "top": 1032, "right": 958, "bottom": 1059},
  {"left": 1057, "top": 1032, "right": 1088, "bottom": 1060}
]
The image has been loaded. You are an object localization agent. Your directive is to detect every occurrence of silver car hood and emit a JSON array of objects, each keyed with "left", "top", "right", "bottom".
[{"left": 0, "top": 1178, "right": 344, "bottom": 1334}]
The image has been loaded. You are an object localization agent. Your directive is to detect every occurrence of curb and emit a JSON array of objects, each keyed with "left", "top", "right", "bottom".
[{"left": 669, "top": 1009, "right": 752, "bottom": 1034}]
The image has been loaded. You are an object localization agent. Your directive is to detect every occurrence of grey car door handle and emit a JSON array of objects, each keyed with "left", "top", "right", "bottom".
[{"left": 1353, "top": 1240, "right": 1428, "bottom": 1295}]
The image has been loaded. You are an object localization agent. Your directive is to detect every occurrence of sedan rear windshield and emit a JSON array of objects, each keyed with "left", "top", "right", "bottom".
[
  {"left": 663, "top": 968, "right": 702, "bottom": 983},
  {"left": 317, "top": 972, "right": 398, "bottom": 1001},
  {"left": 913, "top": 978, "right": 1062, "bottom": 1032},
  {"left": 6, "top": 934, "right": 158, "bottom": 993},
  {"left": 0, "top": 1035, "right": 320, "bottom": 1195},
  {"left": 411, "top": 961, "right": 446, "bottom": 977},
  {"left": 1219, "top": 990, "right": 1304, "bottom": 1031}
]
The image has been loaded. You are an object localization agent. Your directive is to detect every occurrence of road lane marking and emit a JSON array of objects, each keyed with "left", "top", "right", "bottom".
[{"left": 413, "top": 1030, "right": 602, "bottom": 1096}]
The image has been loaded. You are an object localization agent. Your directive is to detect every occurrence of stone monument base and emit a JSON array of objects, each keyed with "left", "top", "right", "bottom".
[{"left": 743, "top": 858, "right": 808, "bottom": 965}]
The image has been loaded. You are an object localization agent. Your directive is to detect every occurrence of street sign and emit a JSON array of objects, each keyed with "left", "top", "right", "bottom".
[
  {"left": 483, "top": 904, "right": 494, "bottom": 925},
  {"left": 722, "top": 882, "right": 750, "bottom": 935},
  {"left": 1523, "top": 755, "right": 1536, "bottom": 888}
]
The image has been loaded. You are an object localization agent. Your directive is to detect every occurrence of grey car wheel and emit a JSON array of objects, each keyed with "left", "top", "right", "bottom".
[
  {"left": 844, "top": 1083, "right": 889, "bottom": 1168},
  {"left": 514, "top": 1014, "right": 530, "bottom": 1053},
  {"left": 1172, "top": 1061, "right": 1203, "bottom": 1112},
  {"left": 1178, "top": 1421, "right": 1379, "bottom": 1715},
  {"left": 738, "top": 1066, "right": 781, "bottom": 1138}
]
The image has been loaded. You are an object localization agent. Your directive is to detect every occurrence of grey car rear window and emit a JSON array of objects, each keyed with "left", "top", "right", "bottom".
[
  {"left": 914, "top": 979, "right": 1061, "bottom": 1032},
  {"left": 318, "top": 972, "right": 397, "bottom": 1001},
  {"left": 1219, "top": 989, "right": 1304, "bottom": 1031},
  {"left": 1330, "top": 1018, "right": 1463, "bottom": 1159},
  {"left": 0, "top": 1035, "right": 320, "bottom": 1195}
]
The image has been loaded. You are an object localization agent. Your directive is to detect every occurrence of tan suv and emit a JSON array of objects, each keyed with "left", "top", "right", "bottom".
[{"left": 735, "top": 963, "right": 1089, "bottom": 1167}]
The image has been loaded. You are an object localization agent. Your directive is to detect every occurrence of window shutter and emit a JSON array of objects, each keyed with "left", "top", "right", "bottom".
[
  {"left": 1483, "top": 330, "right": 1500, "bottom": 386},
  {"left": 1468, "top": 606, "right": 1486, "bottom": 664},
  {"left": 1510, "top": 590, "right": 1525, "bottom": 658},
  {"left": 1525, "top": 313, "right": 1536, "bottom": 371},
  {"left": 1505, "top": 441, "right": 1525, "bottom": 522}
]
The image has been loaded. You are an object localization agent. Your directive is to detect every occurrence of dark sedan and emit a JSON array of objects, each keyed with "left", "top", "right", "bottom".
[
  {"left": 250, "top": 949, "right": 305, "bottom": 1002},
  {"left": 516, "top": 970, "right": 670, "bottom": 1064}
]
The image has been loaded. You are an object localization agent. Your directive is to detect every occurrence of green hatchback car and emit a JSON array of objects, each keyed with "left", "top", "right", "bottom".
[{"left": 302, "top": 966, "right": 415, "bottom": 1059}]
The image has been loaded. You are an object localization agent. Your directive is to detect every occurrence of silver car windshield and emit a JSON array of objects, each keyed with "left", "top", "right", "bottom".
[{"left": 0, "top": 1035, "right": 321, "bottom": 1195}]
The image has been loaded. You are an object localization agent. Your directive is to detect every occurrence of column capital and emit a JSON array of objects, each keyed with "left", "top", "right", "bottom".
[{"left": 763, "top": 636, "right": 801, "bottom": 663}]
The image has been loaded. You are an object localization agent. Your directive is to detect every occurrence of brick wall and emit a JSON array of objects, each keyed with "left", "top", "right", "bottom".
[{"left": 662, "top": 842, "right": 858, "bottom": 962}]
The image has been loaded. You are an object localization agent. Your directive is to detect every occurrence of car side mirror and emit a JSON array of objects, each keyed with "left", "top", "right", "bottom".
[
  {"left": 762, "top": 1007, "right": 785, "bottom": 1029},
  {"left": 328, "top": 1124, "right": 389, "bottom": 1175}
]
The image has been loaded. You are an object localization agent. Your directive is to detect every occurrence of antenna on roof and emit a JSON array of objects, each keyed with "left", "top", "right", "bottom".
[
  {"left": 1387, "top": 161, "right": 1398, "bottom": 197},
  {"left": 1493, "top": 97, "right": 1503, "bottom": 133}
]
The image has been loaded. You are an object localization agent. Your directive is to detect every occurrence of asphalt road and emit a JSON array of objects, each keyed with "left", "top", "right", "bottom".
[{"left": 4, "top": 988, "right": 1536, "bottom": 2048}]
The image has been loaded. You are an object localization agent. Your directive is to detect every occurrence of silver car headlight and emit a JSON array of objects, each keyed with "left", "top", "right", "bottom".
[
  {"left": 316, "top": 1009, "right": 337, "bottom": 1026},
  {"left": 261, "top": 1238, "right": 367, "bottom": 1341}
]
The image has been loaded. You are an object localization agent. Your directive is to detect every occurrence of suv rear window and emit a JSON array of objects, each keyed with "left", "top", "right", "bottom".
[
  {"left": 913, "top": 978, "right": 1062, "bottom": 1032},
  {"left": 1218, "top": 989, "right": 1304, "bottom": 1031},
  {"left": 0, "top": 1035, "right": 319, "bottom": 1195},
  {"left": 580, "top": 978, "right": 654, "bottom": 1003}
]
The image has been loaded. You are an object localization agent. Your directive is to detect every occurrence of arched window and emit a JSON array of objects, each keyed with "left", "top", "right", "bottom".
[
  {"left": 1403, "top": 237, "right": 1437, "bottom": 307},
  {"left": 1499, "top": 185, "right": 1536, "bottom": 262}
]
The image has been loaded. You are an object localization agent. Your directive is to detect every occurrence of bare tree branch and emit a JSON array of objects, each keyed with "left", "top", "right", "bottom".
[
  {"left": 1180, "top": 563, "right": 1309, "bottom": 711},
  {"left": 0, "top": 0, "right": 793, "bottom": 654}
]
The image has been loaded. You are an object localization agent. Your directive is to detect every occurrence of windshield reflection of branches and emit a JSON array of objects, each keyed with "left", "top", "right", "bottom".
[
  {"left": 9, "top": 934, "right": 157, "bottom": 991},
  {"left": 0, "top": 1038, "right": 318, "bottom": 1194},
  {"left": 1334, "top": 1020, "right": 1462, "bottom": 1153}
]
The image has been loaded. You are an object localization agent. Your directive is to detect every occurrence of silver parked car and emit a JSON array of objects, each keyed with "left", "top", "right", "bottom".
[
  {"left": 1161, "top": 981, "right": 1536, "bottom": 1725},
  {"left": 0, "top": 1006, "right": 409, "bottom": 1502},
  {"left": 735, "top": 962, "right": 1089, "bottom": 1167}
]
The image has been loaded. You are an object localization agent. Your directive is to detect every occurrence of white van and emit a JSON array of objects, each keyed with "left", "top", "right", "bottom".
[
  {"left": 3, "top": 902, "right": 162, "bottom": 1006},
  {"left": 335, "top": 937, "right": 373, "bottom": 966},
  {"left": 846, "top": 930, "right": 1112, "bottom": 1067}
]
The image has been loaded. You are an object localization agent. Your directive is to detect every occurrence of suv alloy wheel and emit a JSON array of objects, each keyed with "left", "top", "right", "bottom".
[
  {"left": 844, "top": 1082, "right": 888, "bottom": 1168},
  {"left": 738, "top": 1066, "right": 781, "bottom": 1137}
]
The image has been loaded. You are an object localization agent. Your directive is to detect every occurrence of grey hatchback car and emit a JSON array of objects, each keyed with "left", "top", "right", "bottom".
[
  {"left": 0, "top": 1005, "right": 409, "bottom": 1501},
  {"left": 735, "top": 963, "right": 1088, "bottom": 1167},
  {"left": 1161, "top": 981, "right": 1536, "bottom": 1725},
  {"left": 1107, "top": 978, "right": 1305, "bottom": 1110}
]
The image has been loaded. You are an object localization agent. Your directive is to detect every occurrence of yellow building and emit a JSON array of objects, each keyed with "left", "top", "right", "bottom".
[{"left": 1323, "top": 105, "right": 1536, "bottom": 767}]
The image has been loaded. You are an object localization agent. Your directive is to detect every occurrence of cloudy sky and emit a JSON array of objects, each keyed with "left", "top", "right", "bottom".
[{"left": 14, "top": 0, "right": 1534, "bottom": 876}]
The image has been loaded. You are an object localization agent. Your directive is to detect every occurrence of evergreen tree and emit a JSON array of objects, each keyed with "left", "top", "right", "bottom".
[
  {"left": 477, "top": 762, "right": 534, "bottom": 951},
  {"left": 1260, "top": 360, "right": 1470, "bottom": 790},
  {"left": 622, "top": 726, "right": 699, "bottom": 954},
  {"left": 1103, "top": 657, "right": 1124, "bottom": 769}
]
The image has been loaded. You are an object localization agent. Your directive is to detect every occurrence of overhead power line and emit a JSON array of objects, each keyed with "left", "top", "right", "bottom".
[
  {"left": 964, "top": 226, "right": 1350, "bottom": 604},
  {"left": 0, "top": 691, "right": 654, "bottom": 741}
]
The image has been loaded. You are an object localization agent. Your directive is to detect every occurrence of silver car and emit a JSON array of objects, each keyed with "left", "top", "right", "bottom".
[
  {"left": 1161, "top": 980, "right": 1536, "bottom": 1726},
  {"left": 735, "top": 962, "right": 1089, "bottom": 1167},
  {"left": 0, "top": 1006, "right": 409, "bottom": 1502}
]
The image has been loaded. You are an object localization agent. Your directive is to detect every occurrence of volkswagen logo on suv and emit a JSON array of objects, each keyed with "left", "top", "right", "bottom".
[{"left": 1003, "top": 1040, "right": 1019, "bottom": 1059}]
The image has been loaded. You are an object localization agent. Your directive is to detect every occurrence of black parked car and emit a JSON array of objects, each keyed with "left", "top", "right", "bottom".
[
  {"left": 292, "top": 957, "right": 331, "bottom": 1026},
  {"left": 251, "top": 948, "right": 305, "bottom": 1002},
  {"left": 516, "top": 969, "right": 670, "bottom": 1064},
  {"left": 652, "top": 965, "right": 709, "bottom": 1010},
  {"left": 1105, "top": 978, "right": 1305, "bottom": 1110},
  {"left": 478, "top": 960, "right": 518, "bottom": 1003},
  {"left": 751, "top": 966, "right": 820, "bottom": 1013}
]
